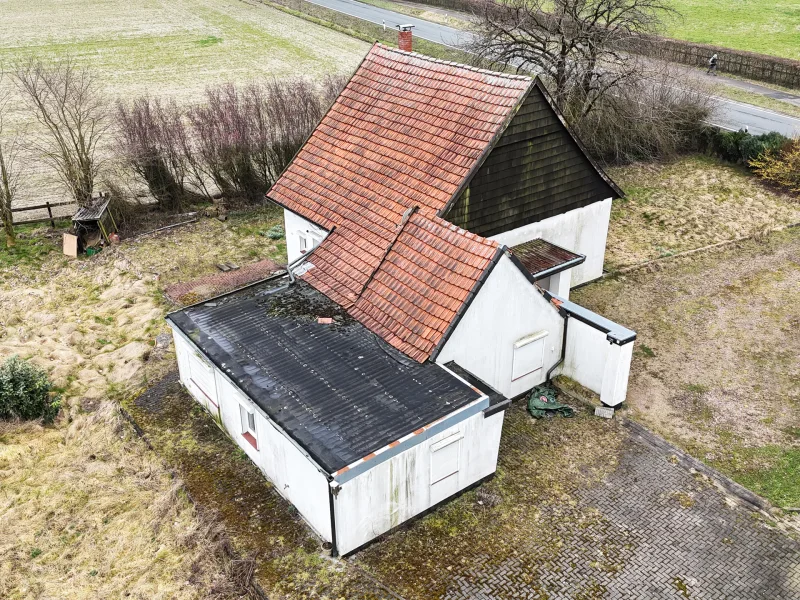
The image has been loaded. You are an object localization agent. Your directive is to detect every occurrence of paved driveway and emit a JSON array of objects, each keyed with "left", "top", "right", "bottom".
[{"left": 438, "top": 417, "right": 800, "bottom": 599}]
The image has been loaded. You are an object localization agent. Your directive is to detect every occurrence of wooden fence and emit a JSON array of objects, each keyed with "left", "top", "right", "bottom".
[{"left": 11, "top": 200, "right": 75, "bottom": 227}]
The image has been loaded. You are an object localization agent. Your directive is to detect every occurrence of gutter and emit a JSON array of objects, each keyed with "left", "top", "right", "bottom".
[
  {"left": 328, "top": 482, "right": 339, "bottom": 557},
  {"left": 541, "top": 289, "right": 636, "bottom": 346},
  {"left": 532, "top": 254, "right": 585, "bottom": 281}
]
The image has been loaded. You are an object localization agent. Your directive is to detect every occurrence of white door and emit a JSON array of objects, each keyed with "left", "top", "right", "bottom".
[{"left": 430, "top": 433, "right": 462, "bottom": 505}]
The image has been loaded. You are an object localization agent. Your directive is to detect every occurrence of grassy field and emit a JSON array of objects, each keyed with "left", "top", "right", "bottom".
[
  {"left": 0, "top": 0, "right": 368, "bottom": 216},
  {"left": 663, "top": 0, "right": 800, "bottom": 61},
  {"left": 605, "top": 155, "right": 800, "bottom": 270},
  {"left": 0, "top": 208, "right": 291, "bottom": 598},
  {"left": 576, "top": 157, "right": 800, "bottom": 508}
]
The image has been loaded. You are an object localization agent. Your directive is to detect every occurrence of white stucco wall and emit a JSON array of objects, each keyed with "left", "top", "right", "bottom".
[
  {"left": 284, "top": 209, "right": 327, "bottom": 264},
  {"left": 489, "top": 198, "right": 612, "bottom": 286},
  {"left": 171, "top": 327, "right": 333, "bottom": 541},
  {"left": 332, "top": 408, "right": 504, "bottom": 555},
  {"left": 436, "top": 253, "right": 565, "bottom": 399},
  {"left": 560, "top": 318, "right": 633, "bottom": 407}
]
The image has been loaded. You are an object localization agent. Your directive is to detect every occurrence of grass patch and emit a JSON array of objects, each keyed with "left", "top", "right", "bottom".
[
  {"left": 715, "top": 85, "right": 800, "bottom": 120},
  {"left": 0, "top": 222, "right": 68, "bottom": 274},
  {"left": 711, "top": 445, "right": 800, "bottom": 508},
  {"left": 196, "top": 35, "right": 223, "bottom": 47},
  {"left": 605, "top": 154, "right": 800, "bottom": 269},
  {"left": 638, "top": 344, "right": 656, "bottom": 358},
  {"left": 663, "top": 0, "right": 800, "bottom": 60}
]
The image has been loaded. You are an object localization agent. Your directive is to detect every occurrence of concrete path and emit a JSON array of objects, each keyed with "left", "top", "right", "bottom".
[
  {"left": 443, "top": 413, "right": 800, "bottom": 599},
  {"left": 304, "top": 0, "right": 800, "bottom": 136}
]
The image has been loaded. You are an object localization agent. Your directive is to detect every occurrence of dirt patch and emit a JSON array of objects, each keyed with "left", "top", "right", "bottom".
[
  {"left": 573, "top": 227, "right": 800, "bottom": 506},
  {"left": 605, "top": 155, "right": 800, "bottom": 269}
]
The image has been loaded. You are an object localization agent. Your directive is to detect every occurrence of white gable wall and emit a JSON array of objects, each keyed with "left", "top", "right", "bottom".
[
  {"left": 284, "top": 209, "right": 327, "bottom": 264},
  {"left": 488, "top": 198, "right": 612, "bottom": 286},
  {"left": 435, "top": 253, "right": 564, "bottom": 399}
]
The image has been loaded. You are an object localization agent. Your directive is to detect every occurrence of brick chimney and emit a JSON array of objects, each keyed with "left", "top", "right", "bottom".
[{"left": 397, "top": 25, "right": 414, "bottom": 52}]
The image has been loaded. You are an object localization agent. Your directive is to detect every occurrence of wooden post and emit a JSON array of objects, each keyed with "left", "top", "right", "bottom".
[{"left": 46, "top": 202, "right": 55, "bottom": 228}]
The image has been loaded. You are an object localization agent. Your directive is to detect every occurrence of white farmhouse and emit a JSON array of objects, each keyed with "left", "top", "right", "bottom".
[{"left": 167, "top": 44, "right": 635, "bottom": 556}]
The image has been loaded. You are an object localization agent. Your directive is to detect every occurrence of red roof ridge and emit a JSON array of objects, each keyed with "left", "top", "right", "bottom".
[{"left": 374, "top": 43, "right": 532, "bottom": 84}]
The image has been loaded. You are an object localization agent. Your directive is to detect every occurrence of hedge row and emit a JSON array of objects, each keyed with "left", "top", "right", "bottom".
[
  {"left": 623, "top": 35, "right": 800, "bottom": 89},
  {"left": 698, "top": 128, "right": 790, "bottom": 164}
]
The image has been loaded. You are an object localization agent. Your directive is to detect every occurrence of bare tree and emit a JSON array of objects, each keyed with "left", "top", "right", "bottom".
[
  {"left": 575, "top": 63, "right": 714, "bottom": 162},
  {"left": 0, "top": 79, "right": 21, "bottom": 248},
  {"left": 186, "top": 77, "right": 346, "bottom": 203},
  {"left": 116, "top": 96, "right": 203, "bottom": 211},
  {"left": 15, "top": 58, "right": 108, "bottom": 207},
  {"left": 469, "top": 0, "right": 673, "bottom": 118}
]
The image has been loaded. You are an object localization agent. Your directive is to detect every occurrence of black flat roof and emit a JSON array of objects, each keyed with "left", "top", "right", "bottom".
[{"left": 167, "top": 278, "right": 482, "bottom": 473}]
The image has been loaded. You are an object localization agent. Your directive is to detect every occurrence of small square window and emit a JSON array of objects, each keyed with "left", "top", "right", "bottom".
[
  {"left": 298, "top": 234, "right": 309, "bottom": 254},
  {"left": 239, "top": 404, "right": 258, "bottom": 450}
]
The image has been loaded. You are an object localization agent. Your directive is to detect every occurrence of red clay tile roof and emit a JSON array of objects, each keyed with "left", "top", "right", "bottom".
[
  {"left": 350, "top": 213, "right": 499, "bottom": 362},
  {"left": 268, "top": 44, "right": 529, "bottom": 361}
]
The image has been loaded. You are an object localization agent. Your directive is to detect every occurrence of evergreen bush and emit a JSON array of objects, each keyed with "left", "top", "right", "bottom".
[
  {"left": 0, "top": 355, "right": 61, "bottom": 423},
  {"left": 700, "top": 128, "right": 790, "bottom": 164}
]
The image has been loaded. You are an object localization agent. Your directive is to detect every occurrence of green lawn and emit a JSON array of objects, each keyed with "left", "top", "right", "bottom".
[{"left": 663, "top": 0, "right": 800, "bottom": 60}]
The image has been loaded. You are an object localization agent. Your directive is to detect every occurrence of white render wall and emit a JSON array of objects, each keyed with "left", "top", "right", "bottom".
[
  {"left": 489, "top": 198, "right": 612, "bottom": 286},
  {"left": 560, "top": 318, "right": 633, "bottom": 407},
  {"left": 436, "top": 253, "right": 565, "bottom": 399},
  {"left": 332, "top": 409, "right": 504, "bottom": 555},
  {"left": 284, "top": 209, "right": 327, "bottom": 264},
  {"left": 171, "top": 327, "right": 333, "bottom": 541}
]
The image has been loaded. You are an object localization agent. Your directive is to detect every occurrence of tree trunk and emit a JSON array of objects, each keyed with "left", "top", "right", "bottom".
[{"left": 0, "top": 150, "right": 16, "bottom": 249}]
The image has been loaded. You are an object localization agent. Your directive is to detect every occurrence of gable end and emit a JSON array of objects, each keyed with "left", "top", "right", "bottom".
[{"left": 442, "top": 81, "right": 621, "bottom": 238}]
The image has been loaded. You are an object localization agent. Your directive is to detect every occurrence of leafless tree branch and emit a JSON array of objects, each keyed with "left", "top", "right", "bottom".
[
  {"left": 0, "top": 75, "right": 22, "bottom": 248},
  {"left": 15, "top": 57, "right": 108, "bottom": 207}
]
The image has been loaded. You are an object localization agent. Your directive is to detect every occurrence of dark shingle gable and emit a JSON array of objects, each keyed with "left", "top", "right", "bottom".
[{"left": 441, "top": 80, "right": 622, "bottom": 237}]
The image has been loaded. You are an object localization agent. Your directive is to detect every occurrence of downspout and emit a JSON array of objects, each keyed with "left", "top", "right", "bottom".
[
  {"left": 546, "top": 310, "right": 569, "bottom": 383},
  {"left": 327, "top": 481, "right": 339, "bottom": 557}
]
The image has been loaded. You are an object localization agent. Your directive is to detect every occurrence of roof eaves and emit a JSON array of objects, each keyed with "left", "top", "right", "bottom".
[
  {"left": 437, "top": 78, "right": 536, "bottom": 219},
  {"left": 531, "top": 78, "right": 625, "bottom": 199},
  {"left": 429, "top": 243, "right": 505, "bottom": 362},
  {"left": 265, "top": 195, "right": 333, "bottom": 232}
]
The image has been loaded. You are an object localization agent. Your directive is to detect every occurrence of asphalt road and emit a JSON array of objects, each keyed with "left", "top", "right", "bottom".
[{"left": 305, "top": 0, "right": 800, "bottom": 136}]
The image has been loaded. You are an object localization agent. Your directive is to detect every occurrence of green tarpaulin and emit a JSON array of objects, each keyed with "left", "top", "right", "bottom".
[{"left": 527, "top": 385, "right": 575, "bottom": 419}]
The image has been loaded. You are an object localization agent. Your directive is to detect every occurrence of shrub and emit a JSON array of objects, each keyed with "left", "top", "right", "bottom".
[
  {"left": 750, "top": 139, "right": 800, "bottom": 193},
  {"left": 568, "top": 65, "right": 714, "bottom": 164},
  {"left": 700, "top": 128, "right": 790, "bottom": 164},
  {"left": 265, "top": 224, "right": 285, "bottom": 240},
  {"left": 0, "top": 355, "right": 61, "bottom": 422}
]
